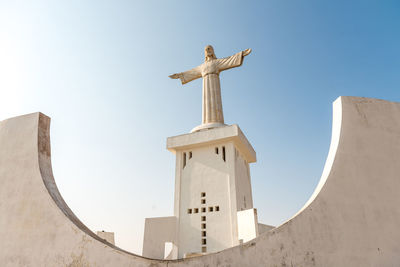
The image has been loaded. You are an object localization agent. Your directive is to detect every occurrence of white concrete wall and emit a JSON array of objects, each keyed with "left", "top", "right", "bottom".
[
  {"left": 0, "top": 113, "right": 167, "bottom": 267},
  {"left": 178, "top": 144, "right": 233, "bottom": 257},
  {"left": 234, "top": 149, "right": 253, "bottom": 211},
  {"left": 237, "top": 209, "right": 258, "bottom": 243},
  {"left": 168, "top": 124, "right": 258, "bottom": 257},
  {"left": 96, "top": 231, "right": 115, "bottom": 245},
  {"left": 168, "top": 126, "right": 258, "bottom": 258},
  {"left": 169, "top": 96, "right": 400, "bottom": 266},
  {"left": 257, "top": 223, "right": 275, "bottom": 235},
  {"left": 142, "top": 216, "right": 177, "bottom": 260},
  {"left": 2, "top": 96, "right": 400, "bottom": 266}
]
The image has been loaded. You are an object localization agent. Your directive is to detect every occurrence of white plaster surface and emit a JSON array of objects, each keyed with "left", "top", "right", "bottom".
[
  {"left": 257, "top": 223, "right": 275, "bottom": 235},
  {"left": 237, "top": 209, "right": 259, "bottom": 243},
  {"left": 167, "top": 127, "right": 258, "bottom": 258},
  {"left": 0, "top": 113, "right": 166, "bottom": 267},
  {"left": 96, "top": 231, "right": 115, "bottom": 245},
  {"left": 1, "top": 96, "right": 400, "bottom": 266},
  {"left": 142, "top": 216, "right": 177, "bottom": 260},
  {"left": 167, "top": 124, "right": 256, "bottom": 163}
]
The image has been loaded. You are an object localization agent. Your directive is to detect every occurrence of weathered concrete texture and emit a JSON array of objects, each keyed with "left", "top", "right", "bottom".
[
  {"left": 96, "top": 231, "right": 115, "bottom": 245},
  {"left": 1, "top": 96, "right": 400, "bottom": 266},
  {"left": 257, "top": 223, "right": 275, "bottom": 235},
  {"left": 0, "top": 113, "right": 166, "bottom": 267}
]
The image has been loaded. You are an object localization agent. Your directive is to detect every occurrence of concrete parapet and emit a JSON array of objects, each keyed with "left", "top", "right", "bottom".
[{"left": 1, "top": 96, "right": 400, "bottom": 266}]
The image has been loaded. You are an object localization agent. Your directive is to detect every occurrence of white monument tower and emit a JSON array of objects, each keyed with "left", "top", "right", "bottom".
[{"left": 142, "top": 46, "right": 266, "bottom": 259}]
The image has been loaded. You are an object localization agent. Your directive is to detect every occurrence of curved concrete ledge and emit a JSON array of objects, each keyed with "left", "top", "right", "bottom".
[
  {"left": 1, "top": 96, "right": 400, "bottom": 266},
  {"left": 0, "top": 113, "right": 165, "bottom": 266}
]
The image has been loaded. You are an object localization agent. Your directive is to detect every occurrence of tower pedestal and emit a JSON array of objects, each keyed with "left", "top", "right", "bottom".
[
  {"left": 167, "top": 124, "right": 258, "bottom": 258},
  {"left": 142, "top": 125, "right": 259, "bottom": 259}
]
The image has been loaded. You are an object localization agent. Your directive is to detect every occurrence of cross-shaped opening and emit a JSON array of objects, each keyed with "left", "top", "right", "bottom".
[{"left": 185, "top": 193, "right": 223, "bottom": 254}]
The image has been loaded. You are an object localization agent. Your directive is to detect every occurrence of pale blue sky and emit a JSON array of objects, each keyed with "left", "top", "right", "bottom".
[{"left": 1, "top": 0, "right": 399, "bottom": 254}]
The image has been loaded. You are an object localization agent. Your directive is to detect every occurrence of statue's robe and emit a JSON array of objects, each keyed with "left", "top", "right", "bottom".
[{"left": 179, "top": 51, "right": 244, "bottom": 125}]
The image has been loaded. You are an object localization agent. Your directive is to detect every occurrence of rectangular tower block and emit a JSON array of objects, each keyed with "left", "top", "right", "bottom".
[{"left": 167, "top": 124, "right": 257, "bottom": 258}]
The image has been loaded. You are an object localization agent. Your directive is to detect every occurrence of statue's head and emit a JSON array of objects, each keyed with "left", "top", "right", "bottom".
[{"left": 204, "top": 45, "right": 216, "bottom": 61}]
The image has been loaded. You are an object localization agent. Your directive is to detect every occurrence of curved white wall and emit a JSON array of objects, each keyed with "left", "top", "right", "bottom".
[{"left": 1, "top": 96, "right": 400, "bottom": 266}]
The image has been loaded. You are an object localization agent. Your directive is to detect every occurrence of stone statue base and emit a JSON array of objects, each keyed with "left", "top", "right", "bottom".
[{"left": 191, "top": 122, "right": 227, "bottom": 133}]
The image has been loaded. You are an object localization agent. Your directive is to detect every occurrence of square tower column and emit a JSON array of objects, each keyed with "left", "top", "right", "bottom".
[{"left": 167, "top": 124, "right": 257, "bottom": 258}]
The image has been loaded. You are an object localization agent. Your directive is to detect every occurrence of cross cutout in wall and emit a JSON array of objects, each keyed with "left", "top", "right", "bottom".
[{"left": 186, "top": 193, "right": 220, "bottom": 253}]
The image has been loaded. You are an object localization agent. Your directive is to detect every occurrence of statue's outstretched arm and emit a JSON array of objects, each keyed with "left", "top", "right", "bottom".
[
  {"left": 169, "top": 66, "right": 202, "bottom": 85},
  {"left": 242, "top": 48, "right": 252, "bottom": 57},
  {"left": 169, "top": 73, "right": 183, "bottom": 79},
  {"left": 218, "top": 48, "right": 252, "bottom": 72}
]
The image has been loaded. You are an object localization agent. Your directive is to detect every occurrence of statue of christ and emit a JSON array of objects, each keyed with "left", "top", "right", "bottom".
[{"left": 169, "top": 45, "right": 252, "bottom": 132}]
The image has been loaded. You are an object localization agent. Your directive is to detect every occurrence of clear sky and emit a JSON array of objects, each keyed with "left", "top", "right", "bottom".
[{"left": 1, "top": 0, "right": 399, "bottom": 255}]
